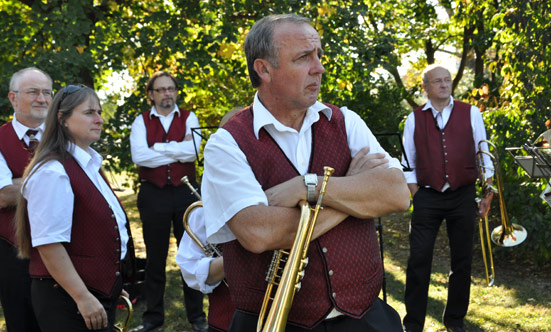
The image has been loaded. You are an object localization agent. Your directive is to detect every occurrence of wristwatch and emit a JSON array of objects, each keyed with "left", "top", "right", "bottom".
[{"left": 304, "top": 173, "right": 318, "bottom": 205}]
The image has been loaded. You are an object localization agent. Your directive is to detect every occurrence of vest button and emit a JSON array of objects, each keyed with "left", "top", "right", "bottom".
[
  {"left": 444, "top": 152, "right": 448, "bottom": 156},
  {"left": 111, "top": 214, "right": 115, "bottom": 218},
  {"left": 116, "top": 248, "right": 121, "bottom": 253},
  {"left": 115, "top": 237, "right": 120, "bottom": 242},
  {"left": 442, "top": 132, "right": 445, "bottom": 135},
  {"left": 445, "top": 174, "right": 449, "bottom": 178},
  {"left": 115, "top": 261, "right": 120, "bottom": 265},
  {"left": 445, "top": 160, "right": 449, "bottom": 163},
  {"left": 328, "top": 270, "right": 334, "bottom": 277},
  {"left": 322, "top": 247, "right": 328, "bottom": 253},
  {"left": 115, "top": 271, "right": 121, "bottom": 277},
  {"left": 442, "top": 138, "right": 446, "bottom": 142},
  {"left": 332, "top": 292, "right": 336, "bottom": 299},
  {"left": 114, "top": 226, "right": 118, "bottom": 230},
  {"left": 443, "top": 145, "right": 447, "bottom": 148},
  {"left": 168, "top": 176, "right": 171, "bottom": 180},
  {"left": 167, "top": 169, "right": 171, "bottom": 173}
]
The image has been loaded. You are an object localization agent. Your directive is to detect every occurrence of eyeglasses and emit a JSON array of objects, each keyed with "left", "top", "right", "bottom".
[
  {"left": 429, "top": 78, "right": 452, "bottom": 85},
  {"left": 151, "top": 87, "right": 177, "bottom": 93},
  {"left": 13, "top": 88, "right": 53, "bottom": 99},
  {"left": 60, "top": 84, "right": 85, "bottom": 104}
]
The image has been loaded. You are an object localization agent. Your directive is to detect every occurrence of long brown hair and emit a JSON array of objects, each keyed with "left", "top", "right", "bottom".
[{"left": 15, "top": 85, "right": 100, "bottom": 258}]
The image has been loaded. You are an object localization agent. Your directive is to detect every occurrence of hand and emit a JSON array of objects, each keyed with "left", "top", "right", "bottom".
[
  {"left": 346, "top": 146, "right": 389, "bottom": 176},
  {"left": 477, "top": 193, "right": 493, "bottom": 218},
  {"left": 76, "top": 292, "right": 108, "bottom": 330},
  {"left": 121, "top": 289, "right": 129, "bottom": 298},
  {"left": 265, "top": 176, "right": 305, "bottom": 208}
]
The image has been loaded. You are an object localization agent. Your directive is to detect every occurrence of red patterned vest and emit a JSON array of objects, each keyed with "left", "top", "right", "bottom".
[
  {"left": 29, "top": 157, "right": 131, "bottom": 297},
  {"left": 208, "top": 283, "right": 233, "bottom": 332},
  {"left": 414, "top": 100, "right": 477, "bottom": 191},
  {"left": 138, "top": 109, "right": 196, "bottom": 187},
  {"left": 0, "top": 122, "right": 32, "bottom": 245},
  {"left": 221, "top": 105, "right": 382, "bottom": 329}
]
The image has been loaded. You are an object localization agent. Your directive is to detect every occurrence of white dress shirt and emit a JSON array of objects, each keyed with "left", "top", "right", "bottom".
[
  {"left": 0, "top": 113, "right": 45, "bottom": 190},
  {"left": 22, "top": 143, "right": 129, "bottom": 259},
  {"left": 130, "top": 105, "right": 201, "bottom": 167},
  {"left": 176, "top": 207, "right": 220, "bottom": 294},
  {"left": 202, "top": 93, "right": 403, "bottom": 244},
  {"left": 401, "top": 96, "right": 494, "bottom": 190}
]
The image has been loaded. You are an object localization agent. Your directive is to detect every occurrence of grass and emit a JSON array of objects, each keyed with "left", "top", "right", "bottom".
[{"left": 2, "top": 187, "right": 550, "bottom": 332}]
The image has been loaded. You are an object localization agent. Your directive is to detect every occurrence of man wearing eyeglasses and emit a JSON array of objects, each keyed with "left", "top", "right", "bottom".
[
  {"left": 0, "top": 67, "right": 52, "bottom": 332},
  {"left": 129, "top": 71, "right": 207, "bottom": 332},
  {"left": 401, "top": 64, "right": 494, "bottom": 332}
]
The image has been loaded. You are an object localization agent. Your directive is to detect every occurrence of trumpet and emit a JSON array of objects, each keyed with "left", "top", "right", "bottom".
[
  {"left": 476, "top": 140, "right": 528, "bottom": 286},
  {"left": 257, "top": 166, "right": 334, "bottom": 332},
  {"left": 113, "top": 295, "right": 133, "bottom": 332}
]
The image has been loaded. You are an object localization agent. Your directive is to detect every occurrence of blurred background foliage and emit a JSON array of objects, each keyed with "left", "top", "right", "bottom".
[{"left": 0, "top": 0, "right": 549, "bottom": 264}]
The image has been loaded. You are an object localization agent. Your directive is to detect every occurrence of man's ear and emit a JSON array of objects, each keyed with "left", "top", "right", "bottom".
[
  {"left": 8, "top": 91, "right": 18, "bottom": 110},
  {"left": 253, "top": 58, "right": 272, "bottom": 84}
]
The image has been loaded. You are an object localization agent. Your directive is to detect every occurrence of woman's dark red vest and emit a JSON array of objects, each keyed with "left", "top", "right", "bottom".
[
  {"left": 413, "top": 100, "right": 477, "bottom": 191},
  {"left": 0, "top": 122, "right": 32, "bottom": 245},
  {"left": 138, "top": 109, "right": 196, "bottom": 187},
  {"left": 221, "top": 105, "right": 382, "bottom": 329},
  {"left": 29, "top": 157, "right": 131, "bottom": 297}
]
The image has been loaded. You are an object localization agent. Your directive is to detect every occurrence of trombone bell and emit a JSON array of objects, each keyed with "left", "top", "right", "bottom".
[{"left": 491, "top": 224, "right": 528, "bottom": 247}]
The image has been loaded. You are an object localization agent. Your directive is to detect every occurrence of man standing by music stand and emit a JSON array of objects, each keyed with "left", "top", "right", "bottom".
[{"left": 129, "top": 71, "right": 207, "bottom": 332}]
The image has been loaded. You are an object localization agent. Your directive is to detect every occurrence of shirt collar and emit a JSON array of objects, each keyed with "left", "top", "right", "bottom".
[
  {"left": 251, "top": 93, "right": 332, "bottom": 139},
  {"left": 422, "top": 96, "right": 454, "bottom": 115},
  {"left": 67, "top": 141, "right": 103, "bottom": 172},
  {"left": 11, "top": 113, "right": 45, "bottom": 140},
  {"left": 149, "top": 105, "right": 180, "bottom": 119}
]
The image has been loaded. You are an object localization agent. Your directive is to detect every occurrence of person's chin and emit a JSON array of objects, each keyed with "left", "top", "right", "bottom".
[{"left": 31, "top": 109, "right": 48, "bottom": 119}]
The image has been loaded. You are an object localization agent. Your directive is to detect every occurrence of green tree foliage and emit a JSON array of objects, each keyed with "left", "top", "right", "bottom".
[{"left": 1, "top": 0, "right": 550, "bottom": 263}]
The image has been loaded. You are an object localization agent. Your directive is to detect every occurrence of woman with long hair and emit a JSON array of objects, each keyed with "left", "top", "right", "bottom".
[{"left": 15, "top": 85, "right": 134, "bottom": 331}]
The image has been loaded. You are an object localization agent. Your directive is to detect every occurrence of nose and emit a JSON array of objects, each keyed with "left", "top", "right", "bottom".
[
  {"left": 311, "top": 56, "right": 325, "bottom": 75},
  {"left": 36, "top": 91, "right": 47, "bottom": 103},
  {"left": 95, "top": 112, "right": 104, "bottom": 124}
]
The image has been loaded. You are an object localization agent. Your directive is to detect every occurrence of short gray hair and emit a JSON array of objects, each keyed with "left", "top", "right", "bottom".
[
  {"left": 421, "top": 64, "right": 451, "bottom": 84},
  {"left": 9, "top": 67, "right": 52, "bottom": 91},
  {"left": 244, "top": 14, "right": 311, "bottom": 88}
]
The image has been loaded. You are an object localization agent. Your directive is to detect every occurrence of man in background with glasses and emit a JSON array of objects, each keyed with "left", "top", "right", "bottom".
[
  {"left": 0, "top": 67, "right": 52, "bottom": 332},
  {"left": 129, "top": 71, "right": 207, "bottom": 332},
  {"left": 401, "top": 64, "right": 493, "bottom": 332}
]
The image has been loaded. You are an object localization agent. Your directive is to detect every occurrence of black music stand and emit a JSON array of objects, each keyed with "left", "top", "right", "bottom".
[
  {"left": 374, "top": 132, "right": 412, "bottom": 302},
  {"left": 190, "top": 126, "right": 218, "bottom": 167},
  {"left": 506, "top": 143, "right": 551, "bottom": 179}
]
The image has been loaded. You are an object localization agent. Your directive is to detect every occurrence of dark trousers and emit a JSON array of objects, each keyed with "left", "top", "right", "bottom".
[
  {"left": 229, "top": 299, "right": 402, "bottom": 332},
  {"left": 31, "top": 277, "right": 122, "bottom": 331},
  {"left": 403, "top": 185, "right": 477, "bottom": 332},
  {"left": 137, "top": 181, "right": 205, "bottom": 325},
  {"left": 0, "top": 238, "right": 41, "bottom": 332}
]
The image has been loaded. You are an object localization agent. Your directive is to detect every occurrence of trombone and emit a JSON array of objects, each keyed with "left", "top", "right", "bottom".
[
  {"left": 476, "top": 140, "right": 528, "bottom": 286},
  {"left": 113, "top": 295, "right": 133, "bottom": 332},
  {"left": 181, "top": 176, "right": 223, "bottom": 259}
]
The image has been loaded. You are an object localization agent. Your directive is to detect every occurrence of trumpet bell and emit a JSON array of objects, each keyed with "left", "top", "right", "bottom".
[{"left": 491, "top": 223, "right": 528, "bottom": 247}]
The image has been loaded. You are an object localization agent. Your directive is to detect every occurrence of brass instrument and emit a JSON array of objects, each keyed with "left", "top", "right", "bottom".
[
  {"left": 181, "top": 176, "right": 223, "bottom": 259},
  {"left": 257, "top": 166, "right": 334, "bottom": 332},
  {"left": 182, "top": 175, "right": 201, "bottom": 200},
  {"left": 113, "top": 295, "right": 133, "bottom": 332},
  {"left": 476, "top": 140, "right": 528, "bottom": 285}
]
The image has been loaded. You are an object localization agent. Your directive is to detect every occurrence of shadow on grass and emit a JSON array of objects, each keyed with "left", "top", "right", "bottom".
[{"left": 380, "top": 211, "right": 551, "bottom": 332}]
